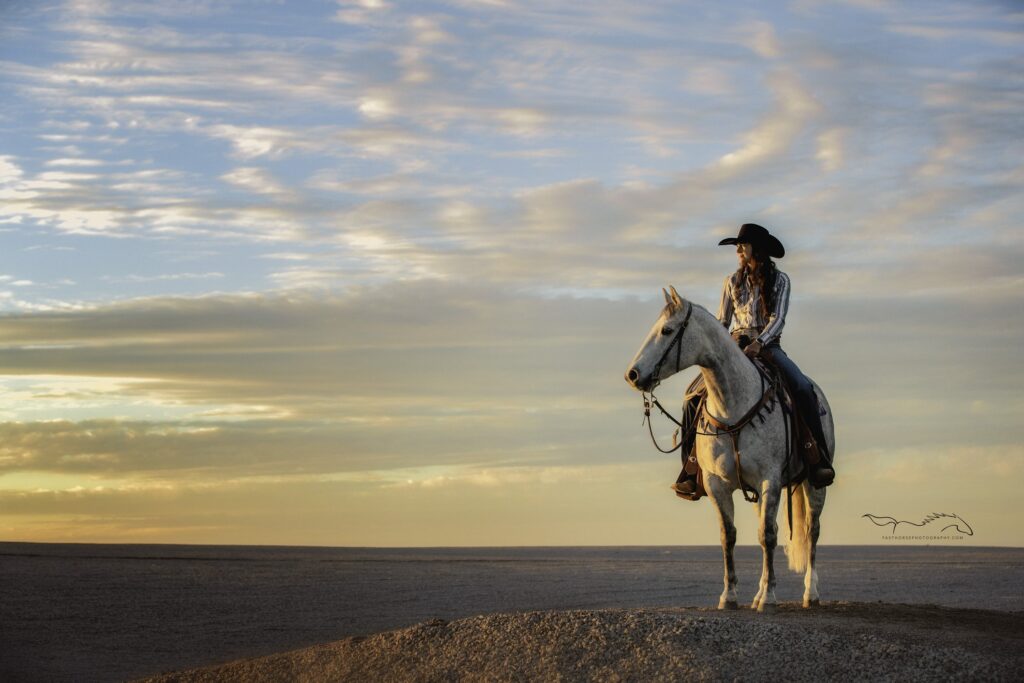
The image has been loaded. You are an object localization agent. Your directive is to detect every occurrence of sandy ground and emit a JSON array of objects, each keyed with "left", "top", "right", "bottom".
[{"left": 139, "top": 602, "right": 1024, "bottom": 682}]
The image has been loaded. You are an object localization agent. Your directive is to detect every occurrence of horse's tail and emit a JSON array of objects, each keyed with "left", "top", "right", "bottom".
[{"left": 784, "top": 483, "right": 811, "bottom": 574}]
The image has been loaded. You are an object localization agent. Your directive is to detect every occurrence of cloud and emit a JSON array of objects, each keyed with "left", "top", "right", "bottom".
[
  {"left": 681, "top": 65, "right": 735, "bottom": 97},
  {"left": 740, "top": 20, "right": 782, "bottom": 59},
  {"left": 0, "top": 156, "right": 25, "bottom": 184},
  {"left": 847, "top": 444, "right": 1024, "bottom": 486},
  {"left": 7, "top": 0, "right": 1011, "bottom": 260},
  {"left": 0, "top": 284, "right": 667, "bottom": 483},
  {"left": 714, "top": 71, "right": 821, "bottom": 174},
  {"left": 0, "top": 459, "right": 696, "bottom": 546},
  {"left": 221, "top": 167, "right": 291, "bottom": 198},
  {"left": 101, "top": 272, "right": 225, "bottom": 283},
  {"left": 358, "top": 95, "right": 397, "bottom": 120},
  {"left": 1, "top": 0, "right": 1023, "bottom": 544},
  {"left": 886, "top": 23, "right": 1023, "bottom": 46},
  {"left": 44, "top": 158, "right": 107, "bottom": 167},
  {"left": 335, "top": 0, "right": 391, "bottom": 26},
  {"left": 815, "top": 128, "right": 847, "bottom": 172},
  {"left": 0, "top": 268, "right": 1017, "bottom": 485},
  {"left": 207, "top": 125, "right": 307, "bottom": 160}
]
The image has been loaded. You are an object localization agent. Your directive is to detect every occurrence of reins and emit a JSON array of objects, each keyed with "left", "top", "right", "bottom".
[{"left": 642, "top": 392, "right": 704, "bottom": 454}]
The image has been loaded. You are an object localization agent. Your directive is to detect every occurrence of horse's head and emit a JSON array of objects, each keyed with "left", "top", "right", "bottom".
[{"left": 624, "top": 285, "right": 699, "bottom": 393}]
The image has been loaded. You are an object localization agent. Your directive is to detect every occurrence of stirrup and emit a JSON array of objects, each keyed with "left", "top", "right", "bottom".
[
  {"left": 671, "top": 479, "right": 701, "bottom": 500},
  {"left": 672, "top": 479, "right": 697, "bottom": 494},
  {"left": 808, "top": 465, "right": 835, "bottom": 488}
]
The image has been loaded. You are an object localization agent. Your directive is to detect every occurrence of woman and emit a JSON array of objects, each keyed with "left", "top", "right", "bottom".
[{"left": 672, "top": 223, "right": 835, "bottom": 498}]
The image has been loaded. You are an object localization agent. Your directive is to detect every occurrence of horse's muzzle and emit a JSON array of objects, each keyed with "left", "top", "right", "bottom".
[{"left": 625, "top": 367, "right": 655, "bottom": 392}]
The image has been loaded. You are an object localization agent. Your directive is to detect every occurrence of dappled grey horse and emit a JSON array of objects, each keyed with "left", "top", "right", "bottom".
[{"left": 625, "top": 287, "right": 835, "bottom": 611}]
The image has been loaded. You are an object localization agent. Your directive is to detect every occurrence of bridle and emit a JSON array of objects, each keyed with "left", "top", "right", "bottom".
[
  {"left": 641, "top": 302, "right": 694, "bottom": 454},
  {"left": 648, "top": 301, "right": 693, "bottom": 390}
]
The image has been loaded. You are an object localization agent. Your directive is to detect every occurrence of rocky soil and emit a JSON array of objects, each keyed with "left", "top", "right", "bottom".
[{"left": 140, "top": 602, "right": 1024, "bottom": 682}]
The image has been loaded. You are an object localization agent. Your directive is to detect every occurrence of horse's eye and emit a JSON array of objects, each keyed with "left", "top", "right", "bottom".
[{"left": 661, "top": 326, "right": 673, "bottom": 336}]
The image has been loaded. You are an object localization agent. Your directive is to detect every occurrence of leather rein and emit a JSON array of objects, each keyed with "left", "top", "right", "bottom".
[{"left": 641, "top": 302, "right": 777, "bottom": 504}]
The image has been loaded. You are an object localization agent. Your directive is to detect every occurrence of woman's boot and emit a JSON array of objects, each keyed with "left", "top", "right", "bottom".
[{"left": 671, "top": 450, "right": 701, "bottom": 498}]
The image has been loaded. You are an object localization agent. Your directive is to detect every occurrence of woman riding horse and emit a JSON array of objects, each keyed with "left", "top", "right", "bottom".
[{"left": 672, "top": 223, "right": 835, "bottom": 497}]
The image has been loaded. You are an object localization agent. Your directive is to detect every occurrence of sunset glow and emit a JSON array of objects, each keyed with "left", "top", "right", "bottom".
[{"left": 1, "top": 0, "right": 1021, "bottom": 546}]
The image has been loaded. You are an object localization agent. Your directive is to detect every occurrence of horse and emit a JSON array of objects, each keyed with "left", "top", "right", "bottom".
[{"left": 624, "top": 286, "right": 835, "bottom": 611}]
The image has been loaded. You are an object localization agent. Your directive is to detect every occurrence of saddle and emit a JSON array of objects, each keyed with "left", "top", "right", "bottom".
[
  {"left": 676, "top": 359, "right": 822, "bottom": 501},
  {"left": 759, "top": 357, "right": 820, "bottom": 488}
]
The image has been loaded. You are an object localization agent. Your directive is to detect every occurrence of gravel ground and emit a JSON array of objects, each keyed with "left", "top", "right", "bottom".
[{"left": 139, "top": 602, "right": 1024, "bottom": 682}]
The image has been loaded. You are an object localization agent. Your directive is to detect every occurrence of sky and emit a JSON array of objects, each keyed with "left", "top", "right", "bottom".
[{"left": 0, "top": 0, "right": 1022, "bottom": 547}]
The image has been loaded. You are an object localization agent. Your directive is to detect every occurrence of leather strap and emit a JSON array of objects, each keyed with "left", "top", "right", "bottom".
[{"left": 699, "top": 372, "right": 778, "bottom": 503}]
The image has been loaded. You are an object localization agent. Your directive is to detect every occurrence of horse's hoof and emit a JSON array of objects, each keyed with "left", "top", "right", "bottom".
[
  {"left": 719, "top": 600, "right": 738, "bottom": 610},
  {"left": 803, "top": 598, "right": 820, "bottom": 608},
  {"left": 757, "top": 602, "right": 777, "bottom": 614}
]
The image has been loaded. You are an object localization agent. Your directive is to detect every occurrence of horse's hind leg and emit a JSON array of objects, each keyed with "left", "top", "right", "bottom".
[
  {"left": 803, "top": 384, "right": 833, "bottom": 607},
  {"left": 803, "top": 487, "right": 826, "bottom": 607},
  {"left": 706, "top": 476, "right": 738, "bottom": 609}
]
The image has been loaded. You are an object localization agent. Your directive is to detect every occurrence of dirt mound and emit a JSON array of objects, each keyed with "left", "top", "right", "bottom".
[{"left": 141, "top": 602, "right": 1024, "bottom": 682}]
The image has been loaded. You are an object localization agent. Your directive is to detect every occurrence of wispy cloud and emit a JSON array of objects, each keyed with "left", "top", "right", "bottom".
[{"left": 1, "top": 0, "right": 1022, "bottom": 543}]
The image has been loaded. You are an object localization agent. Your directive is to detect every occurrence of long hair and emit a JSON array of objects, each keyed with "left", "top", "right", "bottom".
[{"left": 747, "top": 246, "right": 778, "bottom": 318}]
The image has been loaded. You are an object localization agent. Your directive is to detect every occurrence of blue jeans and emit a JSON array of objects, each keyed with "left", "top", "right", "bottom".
[
  {"left": 761, "top": 345, "right": 813, "bottom": 407},
  {"left": 761, "top": 344, "right": 829, "bottom": 458}
]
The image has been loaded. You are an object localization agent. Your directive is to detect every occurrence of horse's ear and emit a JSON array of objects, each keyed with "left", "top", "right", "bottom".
[
  {"left": 669, "top": 285, "right": 682, "bottom": 305},
  {"left": 663, "top": 287, "right": 672, "bottom": 305}
]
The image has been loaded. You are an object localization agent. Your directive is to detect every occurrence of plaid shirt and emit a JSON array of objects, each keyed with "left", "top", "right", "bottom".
[{"left": 717, "top": 267, "right": 791, "bottom": 347}]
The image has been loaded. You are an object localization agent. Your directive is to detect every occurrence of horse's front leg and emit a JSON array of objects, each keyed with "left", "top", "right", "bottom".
[
  {"left": 753, "top": 480, "right": 781, "bottom": 613},
  {"left": 749, "top": 497, "right": 765, "bottom": 608},
  {"left": 705, "top": 475, "right": 738, "bottom": 609}
]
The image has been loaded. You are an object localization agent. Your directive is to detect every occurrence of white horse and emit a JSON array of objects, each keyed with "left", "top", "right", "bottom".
[{"left": 625, "top": 286, "right": 834, "bottom": 611}]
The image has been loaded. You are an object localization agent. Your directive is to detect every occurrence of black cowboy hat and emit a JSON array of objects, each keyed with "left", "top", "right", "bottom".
[{"left": 718, "top": 223, "right": 785, "bottom": 258}]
